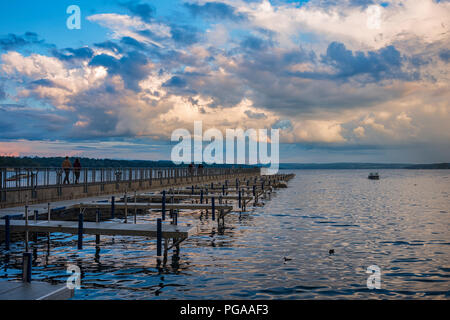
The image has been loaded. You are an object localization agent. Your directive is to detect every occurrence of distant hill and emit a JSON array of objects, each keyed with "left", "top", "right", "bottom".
[
  {"left": 0, "top": 156, "right": 251, "bottom": 168},
  {"left": 279, "top": 162, "right": 450, "bottom": 170},
  {"left": 1, "top": 156, "right": 448, "bottom": 169}
]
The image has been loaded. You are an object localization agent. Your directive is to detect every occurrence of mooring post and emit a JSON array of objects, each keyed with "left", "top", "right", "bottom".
[
  {"left": 212, "top": 196, "right": 215, "bottom": 221},
  {"left": 25, "top": 205, "right": 29, "bottom": 252},
  {"left": 47, "top": 203, "right": 50, "bottom": 221},
  {"left": 5, "top": 215, "right": 10, "bottom": 251},
  {"left": 124, "top": 190, "right": 128, "bottom": 223},
  {"left": 22, "top": 252, "right": 32, "bottom": 283},
  {"left": 96, "top": 209, "right": 100, "bottom": 245},
  {"left": 200, "top": 189, "right": 204, "bottom": 204},
  {"left": 78, "top": 208, "right": 83, "bottom": 250},
  {"left": 111, "top": 196, "right": 115, "bottom": 219},
  {"left": 238, "top": 189, "right": 242, "bottom": 209},
  {"left": 162, "top": 190, "right": 166, "bottom": 221},
  {"left": 157, "top": 218, "right": 162, "bottom": 256},
  {"left": 33, "top": 210, "right": 38, "bottom": 242},
  {"left": 134, "top": 190, "right": 137, "bottom": 224}
]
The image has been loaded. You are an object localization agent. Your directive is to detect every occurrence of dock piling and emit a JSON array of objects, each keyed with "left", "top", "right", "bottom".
[
  {"left": 111, "top": 196, "right": 115, "bottom": 219},
  {"left": 96, "top": 209, "right": 100, "bottom": 245},
  {"left": 78, "top": 209, "right": 83, "bottom": 250},
  {"left": 22, "top": 252, "right": 32, "bottom": 283},
  {"left": 212, "top": 196, "right": 215, "bottom": 221},
  {"left": 162, "top": 190, "right": 166, "bottom": 221},
  {"left": 157, "top": 218, "right": 162, "bottom": 256},
  {"left": 5, "top": 215, "right": 10, "bottom": 250}
]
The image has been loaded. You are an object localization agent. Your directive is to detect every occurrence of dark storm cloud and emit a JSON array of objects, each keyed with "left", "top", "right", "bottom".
[
  {"left": 439, "top": 49, "right": 450, "bottom": 62},
  {"left": 0, "top": 32, "right": 44, "bottom": 51},
  {"left": 93, "top": 41, "right": 123, "bottom": 54},
  {"left": 321, "top": 42, "right": 406, "bottom": 81},
  {"left": 163, "top": 76, "right": 187, "bottom": 88},
  {"left": 120, "top": 36, "right": 148, "bottom": 50},
  {"left": 0, "top": 104, "right": 70, "bottom": 140},
  {"left": 52, "top": 47, "right": 94, "bottom": 61},
  {"left": 170, "top": 24, "right": 200, "bottom": 46},
  {"left": 184, "top": 1, "right": 247, "bottom": 21},
  {"left": 120, "top": 1, "right": 155, "bottom": 22},
  {"left": 89, "top": 51, "right": 150, "bottom": 91}
]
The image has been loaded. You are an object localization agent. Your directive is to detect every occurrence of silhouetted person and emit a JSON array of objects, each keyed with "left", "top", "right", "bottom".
[
  {"left": 62, "top": 156, "right": 72, "bottom": 184},
  {"left": 188, "top": 163, "right": 194, "bottom": 176},
  {"left": 73, "top": 158, "right": 81, "bottom": 184},
  {"left": 198, "top": 163, "right": 204, "bottom": 175}
]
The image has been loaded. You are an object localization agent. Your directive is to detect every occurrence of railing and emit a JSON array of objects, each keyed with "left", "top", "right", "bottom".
[{"left": 0, "top": 166, "right": 260, "bottom": 190}]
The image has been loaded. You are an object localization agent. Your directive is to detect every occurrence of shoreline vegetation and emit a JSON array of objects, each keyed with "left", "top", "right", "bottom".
[{"left": 0, "top": 156, "right": 448, "bottom": 170}]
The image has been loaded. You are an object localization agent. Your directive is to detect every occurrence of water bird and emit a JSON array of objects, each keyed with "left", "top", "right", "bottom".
[
  {"left": 283, "top": 257, "right": 292, "bottom": 261},
  {"left": 368, "top": 172, "right": 380, "bottom": 180},
  {"left": 329, "top": 249, "right": 335, "bottom": 255}
]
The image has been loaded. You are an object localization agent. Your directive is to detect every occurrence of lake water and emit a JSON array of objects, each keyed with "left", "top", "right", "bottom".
[{"left": 1, "top": 169, "right": 449, "bottom": 299}]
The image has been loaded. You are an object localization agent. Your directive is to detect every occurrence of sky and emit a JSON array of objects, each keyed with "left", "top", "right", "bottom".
[{"left": 0, "top": 0, "right": 449, "bottom": 163}]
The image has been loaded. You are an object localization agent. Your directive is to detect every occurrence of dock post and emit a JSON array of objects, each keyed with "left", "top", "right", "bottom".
[
  {"left": 134, "top": 190, "right": 137, "bottom": 224},
  {"left": 25, "top": 205, "right": 29, "bottom": 252},
  {"left": 47, "top": 203, "right": 50, "bottom": 221},
  {"left": 5, "top": 215, "right": 10, "bottom": 250},
  {"left": 157, "top": 218, "right": 162, "bottom": 256},
  {"left": 96, "top": 209, "right": 100, "bottom": 245},
  {"left": 200, "top": 190, "right": 204, "bottom": 204},
  {"left": 162, "top": 190, "right": 166, "bottom": 221},
  {"left": 212, "top": 196, "right": 215, "bottom": 221},
  {"left": 78, "top": 209, "right": 83, "bottom": 250},
  {"left": 111, "top": 196, "right": 115, "bottom": 219},
  {"left": 33, "top": 210, "right": 38, "bottom": 242},
  {"left": 238, "top": 189, "right": 242, "bottom": 209},
  {"left": 124, "top": 190, "right": 128, "bottom": 223},
  {"left": 22, "top": 252, "right": 32, "bottom": 283}
]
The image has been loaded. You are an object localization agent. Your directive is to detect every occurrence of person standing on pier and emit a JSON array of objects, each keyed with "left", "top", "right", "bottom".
[
  {"left": 62, "top": 156, "right": 72, "bottom": 184},
  {"left": 73, "top": 158, "right": 81, "bottom": 184}
]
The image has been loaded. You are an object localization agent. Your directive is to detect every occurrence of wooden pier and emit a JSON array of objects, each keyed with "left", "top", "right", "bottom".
[
  {"left": 0, "top": 281, "right": 73, "bottom": 300},
  {"left": 0, "top": 219, "right": 194, "bottom": 238},
  {"left": 0, "top": 171, "right": 295, "bottom": 300}
]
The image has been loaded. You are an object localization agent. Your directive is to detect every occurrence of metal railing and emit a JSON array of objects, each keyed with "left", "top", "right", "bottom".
[{"left": 0, "top": 166, "right": 260, "bottom": 190}]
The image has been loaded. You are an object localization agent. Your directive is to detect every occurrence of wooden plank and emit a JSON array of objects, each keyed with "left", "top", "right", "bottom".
[
  {"left": 0, "top": 281, "right": 73, "bottom": 300},
  {"left": 73, "top": 202, "right": 233, "bottom": 211},
  {"left": 131, "top": 194, "right": 252, "bottom": 201},
  {"left": 0, "top": 220, "right": 194, "bottom": 238}
]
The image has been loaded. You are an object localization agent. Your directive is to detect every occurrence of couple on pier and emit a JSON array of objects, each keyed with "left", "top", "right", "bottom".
[{"left": 62, "top": 156, "right": 81, "bottom": 184}]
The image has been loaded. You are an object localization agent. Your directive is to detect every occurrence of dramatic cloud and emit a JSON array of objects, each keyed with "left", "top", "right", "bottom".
[{"left": 0, "top": 0, "right": 449, "bottom": 161}]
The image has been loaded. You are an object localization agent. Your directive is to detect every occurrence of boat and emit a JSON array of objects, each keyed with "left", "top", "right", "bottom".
[{"left": 368, "top": 172, "right": 379, "bottom": 180}]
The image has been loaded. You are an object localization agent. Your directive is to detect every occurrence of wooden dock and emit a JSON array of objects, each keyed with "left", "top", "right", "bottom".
[
  {"left": 133, "top": 193, "right": 253, "bottom": 201},
  {"left": 0, "top": 281, "right": 73, "bottom": 300},
  {"left": 0, "top": 219, "right": 194, "bottom": 239},
  {"left": 73, "top": 202, "right": 233, "bottom": 212}
]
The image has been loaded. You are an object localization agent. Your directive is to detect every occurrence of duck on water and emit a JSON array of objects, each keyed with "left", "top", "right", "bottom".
[{"left": 368, "top": 172, "right": 380, "bottom": 180}]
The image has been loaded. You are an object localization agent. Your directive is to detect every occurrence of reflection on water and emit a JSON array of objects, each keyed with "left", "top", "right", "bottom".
[{"left": 1, "top": 170, "right": 449, "bottom": 299}]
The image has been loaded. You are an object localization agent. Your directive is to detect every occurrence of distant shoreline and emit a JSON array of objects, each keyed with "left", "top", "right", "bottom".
[{"left": 1, "top": 156, "right": 448, "bottom": 170}]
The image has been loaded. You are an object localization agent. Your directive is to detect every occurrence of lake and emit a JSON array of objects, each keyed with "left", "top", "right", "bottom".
[{"left": 1, "top": 169, "right": 449, "bottom": 299}]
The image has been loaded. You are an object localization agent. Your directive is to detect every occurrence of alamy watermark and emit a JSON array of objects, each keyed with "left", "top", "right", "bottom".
[
  {"left": 171, "top": 121, "right": 280, "bottom": 175},
  {"left": 66, "top": 5, "right": 81, "bottom": 30},
  {"left": 66, "top": 264, "right": 81, "bottom": 290},
  {"left": 366, "top": 265, "right": 381, "bottom": 289}
]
